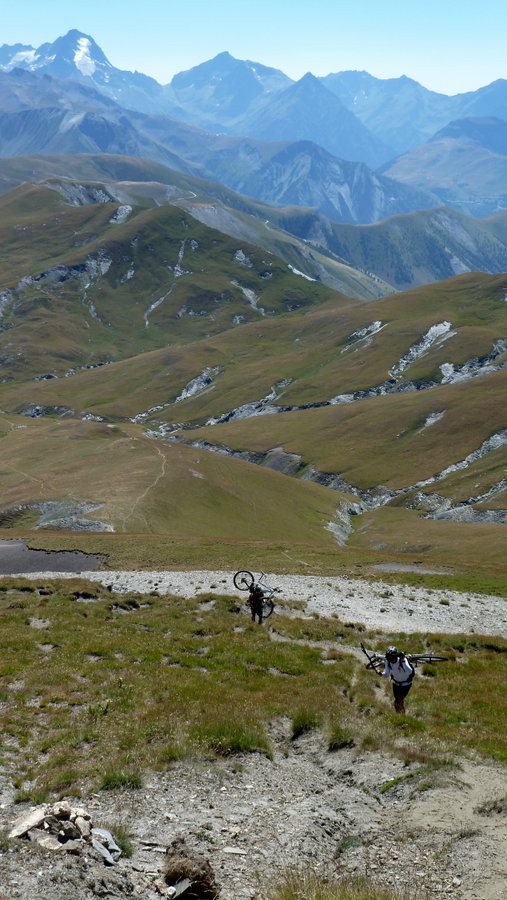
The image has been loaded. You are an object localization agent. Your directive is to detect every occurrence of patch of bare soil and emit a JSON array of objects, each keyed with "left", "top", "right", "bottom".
[{"left": 1, "top": 727, "right": 506, "bottom": 899}]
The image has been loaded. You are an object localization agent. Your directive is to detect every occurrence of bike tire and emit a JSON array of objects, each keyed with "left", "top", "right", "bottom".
[
  {"left": 233, "top": 570, "right": 254, "bottom": 591},
  {"left": 409, "top": 655, "right": 448, "bottom": 663},
  {"left": 262, "top": 598, "right": 275, "bottom": 620},
  {"left": 419, "top": 656, "right": 448, "bottom": 663}
]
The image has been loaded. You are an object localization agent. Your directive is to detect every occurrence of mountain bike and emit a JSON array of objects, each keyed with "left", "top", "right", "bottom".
[
  {"left": 233, "top": 569, "right": 278, "bottom": 619},
  {"left": 361, "top": 643, "right": 448, "bottom": 670}
]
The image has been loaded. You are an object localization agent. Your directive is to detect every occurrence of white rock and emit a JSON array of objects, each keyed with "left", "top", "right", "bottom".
[{"left": 9, "top": 807, "right": 46, "bottom": 838}]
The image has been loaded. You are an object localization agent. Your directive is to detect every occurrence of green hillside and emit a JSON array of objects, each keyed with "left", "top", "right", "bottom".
[
  {"left": 0, "top": 184, "right": 506, "bottom": 580},
  {"left": 0, "top": 183, "right": 344, "bottom": 382},
  {"left": 0, "top": 156, "right": 391, "bottom": 298},
  {"left": 0, "top": 412, "right": 350, "bottom": 546}
]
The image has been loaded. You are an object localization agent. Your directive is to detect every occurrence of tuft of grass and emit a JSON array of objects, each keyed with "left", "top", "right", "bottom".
[
  {"left": 103, "top": 820, "right": 134, "bottom": 858},
  {"left": 328, "top": 724, "right": 355, "bottom": 752},
  {"left": 99, "top": 771, "right": 143, "bottom": 791},
  {"left": 291, "top": 710, "right": 321, "bottom": 740},
  {"left": 191, "top": 720, "right": 272, "bottom": 758},
  {"left": 336, "top": 835, "right": 362, "bottom": 855},
  {"left": 13, "top": 788, "right": 48, "bottom": 805},
  {"left": 475, "top": 795, "right": 507, "bottom": 815},
  {"left": 266, "top": 868, "right": 416, "bottom": 899},
  {"left": 380, "top": 758, "right": 458, "bottom": 794}
]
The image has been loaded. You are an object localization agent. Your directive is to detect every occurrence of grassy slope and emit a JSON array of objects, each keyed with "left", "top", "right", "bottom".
[
  {"left": 5, "top": 271, "right": 506, "bottom": 421},
  {"left": 1, "top": 578, "right": 505, "bottom": 800},
  {"left": 191, "top": 371, "right": 507, "bottom": 490},
  {"left": 0, "top": 184, "right": 343, "bottom": 381},
  {"left": 0, "top": 155, "right": 391, "bottom": 298},
  {"left": 0, "top": 186, "right": 505, "bottom": 578},
  {"left": 0, "top": 413, "right": 347, "bottom": 545}
]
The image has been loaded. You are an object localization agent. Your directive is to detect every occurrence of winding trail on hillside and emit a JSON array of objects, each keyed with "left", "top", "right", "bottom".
[{"left": 121, "top": 443, "right": 168, "bottom": 531}]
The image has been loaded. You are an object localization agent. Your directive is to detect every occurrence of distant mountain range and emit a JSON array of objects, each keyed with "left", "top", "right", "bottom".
[{"left": 0, "top": 30, "right": 506, "bottom": 285}]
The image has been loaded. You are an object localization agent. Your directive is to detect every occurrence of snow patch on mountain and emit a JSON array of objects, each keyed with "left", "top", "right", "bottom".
[
  {"left": 121, "top": 266, "right": 135, "bottom": 283},
  {"left": 80, "top": 253, "right": 112, "bottom": 320},
  {"left": 7, "top": 49, "right": 38, "bottom": 69},
  {"left": 0, "top": 289, "right": 13, "bottom": 317},
  {"left": 170, "top": 241, "right": 191, "bottom": 278},
  {"left": 145, "top": 242, "right": 192, "bottom": 325},
  {"left": 234, "top": 250, "right": 253, "bottom": 268},
  {"left": 74, "top": 38, "right": 96, "bottom": 77},
  {"left": 439, "top": 339, "right": 507, "bottom": 383},
  {"left": 85, "top": 254, "right": 112, "bottom": 279},
  {"left": 288, "top": 265, "right": 316, "bottom": 281},
  {"left": 389, "top": 322, "right": 455, "bottom": 379},
  {"left": 206, "top": 380, "right": 292, "bottom": 425},
  {"left": 416, "top": 429, "right": 507, "bottom": 490},
  {"left": 130, "top": 405, "right": 166, "bottom": 425},
  {"left": 144, "top": 287, "right": 174, "bottom": 326}
]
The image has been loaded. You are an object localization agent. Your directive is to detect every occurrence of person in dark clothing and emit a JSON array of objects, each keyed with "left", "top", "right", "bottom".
[
  {"left": 248, "top": 582, "right": 265, "bottom": 624},
  {"left": 377, "top": 646, "right": 415, "bottom": 713}
]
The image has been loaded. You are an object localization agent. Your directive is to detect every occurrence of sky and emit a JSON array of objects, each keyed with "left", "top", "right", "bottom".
[{"left": 1, "top": 0, "right": 505, "bottom": 95}]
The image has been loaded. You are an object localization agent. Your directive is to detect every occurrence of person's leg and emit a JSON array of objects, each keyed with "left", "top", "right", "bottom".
[
  {"left": 394, "top": 693, "right": 405, "bottom": 713},
  {"left": 393, "top": 683, "right": 411, "bottom": 713}
]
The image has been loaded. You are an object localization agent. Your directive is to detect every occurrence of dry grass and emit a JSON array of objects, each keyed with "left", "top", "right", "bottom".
[{"left": 266, "top": 869, "right": 420, "bottom": 899}]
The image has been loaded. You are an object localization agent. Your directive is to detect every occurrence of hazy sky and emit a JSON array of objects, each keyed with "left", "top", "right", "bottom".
[{"left": 1, "top": 0, "right": 505, "bottom": 95}]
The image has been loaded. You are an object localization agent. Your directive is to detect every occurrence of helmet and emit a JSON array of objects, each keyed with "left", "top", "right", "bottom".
[{"left": 386, "top": 646, "right": 399, "bottom": 659}]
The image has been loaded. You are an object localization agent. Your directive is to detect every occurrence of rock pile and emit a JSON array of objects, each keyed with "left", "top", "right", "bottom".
[{"left": 8, "top": 800, "right": 122, "bottom": 865}]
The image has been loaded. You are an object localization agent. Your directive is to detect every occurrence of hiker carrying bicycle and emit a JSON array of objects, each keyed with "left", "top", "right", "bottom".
[
  {"left": 248, "top": 581, "right": 266, "bottom": 624},
  {"left": 376, "top": 646, "right": 415, "bottom": 713}
]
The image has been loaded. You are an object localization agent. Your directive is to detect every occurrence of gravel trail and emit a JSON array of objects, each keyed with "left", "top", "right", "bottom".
[{"left": 16, "top": 568, "right": 507, "bottom": 636}]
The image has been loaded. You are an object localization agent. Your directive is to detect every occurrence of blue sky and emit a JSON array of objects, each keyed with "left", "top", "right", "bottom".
[{"left": 1, "top": 0, "right": 505, "bottom": 94}]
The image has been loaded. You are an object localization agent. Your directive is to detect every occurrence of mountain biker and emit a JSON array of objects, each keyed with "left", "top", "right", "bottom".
[
  {"left": 248, "top": 582, "right": 265, "bottom": 624},
  {"left": 377, "top": 646, "right": 415, "bottom": 713}
]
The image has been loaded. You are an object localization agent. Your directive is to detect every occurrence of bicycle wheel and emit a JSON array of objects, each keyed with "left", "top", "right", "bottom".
[
  {"left": 418, "top": 656, "right": 448, "bottom": 663},
  {"left": 233, "top": 570, "right": 254, "bottom": 591},
  {"left": 262, "top": 598, "right": 275, "bottom": 620},
  {"left": 409, "top": 655, "right": 448, "bottom": 664}
]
